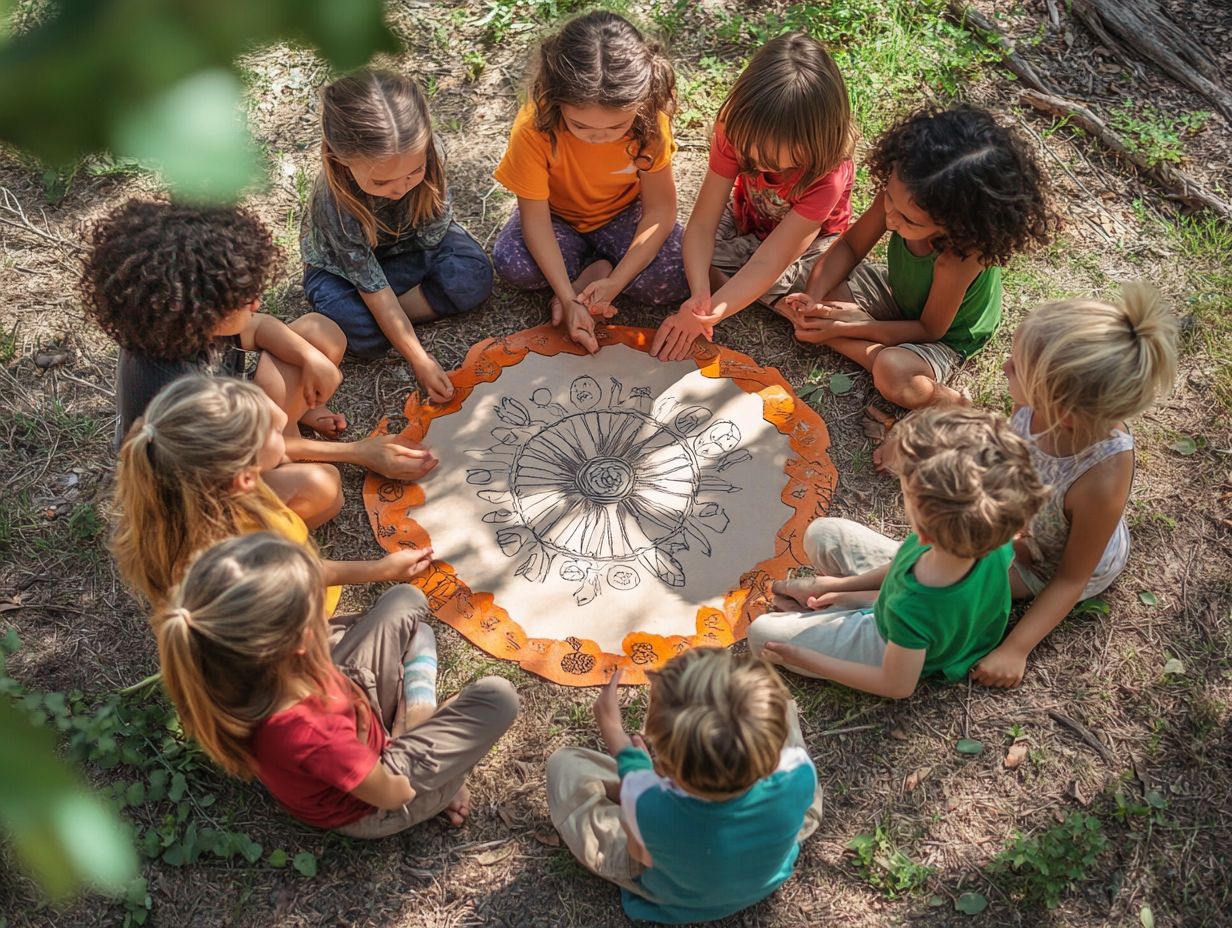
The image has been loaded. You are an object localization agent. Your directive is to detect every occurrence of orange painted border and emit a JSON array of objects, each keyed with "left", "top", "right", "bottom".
[{"left": 363, "top": 324, "right": 837, "bottom": 686}]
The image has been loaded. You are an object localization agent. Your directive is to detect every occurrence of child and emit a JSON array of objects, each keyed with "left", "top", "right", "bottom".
[
  {"left": 155, "top": 532, "right": 519, "bottom": 835},
  {"left": 748, "top": 406, "right": 1047, "bottom": 698},
  {"left": 651, "top": 32, "right": 855, "bottom": 361},
  {"left": 780, "top": 106, "right": 1056, "bottom": 436},
  {"left": 303, "top": 69, "right": 493, "bottom": 403},
  {"left": 112, "top": 374, "right": 429, "bottom": 608},
  {"left": 546, "top": 650, "right": 823, "bottom": 924},
  {"left": 81, "top": 199, "right": 435, "bottom": 481},
  {"left": 972, "top": 285, "right": 1178, "bottom": 688},
  {"left": 493, "top": 11, "right": 687, "bottom": 353}
]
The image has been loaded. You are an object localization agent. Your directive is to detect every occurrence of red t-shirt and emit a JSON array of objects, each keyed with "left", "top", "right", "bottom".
[
  {"left": 708, "top": 124, "right": 854, "bottom": 240},
  {"left": 249, "top": 669, "right": 386, "bottom": 829}
]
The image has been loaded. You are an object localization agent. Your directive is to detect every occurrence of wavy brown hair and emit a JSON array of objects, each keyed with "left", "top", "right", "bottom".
[
  {"left": 718, "top": 32, "right": 854, "bottom": 198},
  {"left": 155, "top": 533, "right": 336, "bottom": 779},
  {"left": 80, "top": 199, "right": 280, "bottom": 360},
  {"left": 867, "top": 105, "right": 1058, "bottom": 264},
  {"left": 529, "top": 10, "right": 676, "bottom": 169},
  {"left": 885, "top": 406, "right": 1049, "bottom": 559},
  {"left": 320, "top": 69, "right": 446, "bottom": 247},
  {"left": 643, "top": 647, "right": 790, "bottom": 796},
  {"left": 111, "top": 375, "right": 289, "bottom": 607}
]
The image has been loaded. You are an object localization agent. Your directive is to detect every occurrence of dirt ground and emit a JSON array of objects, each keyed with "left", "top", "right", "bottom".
[{"left": 1, "top": 1, "right": 1230, "bottom": 926}]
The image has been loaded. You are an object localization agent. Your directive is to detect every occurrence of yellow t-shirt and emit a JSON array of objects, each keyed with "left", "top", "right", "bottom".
[
  {"left": 494, "top": 104, "right": 676, "bottom": 232},
  {"left": 248, "top": 502, "right": 343, "bottom": 617}
]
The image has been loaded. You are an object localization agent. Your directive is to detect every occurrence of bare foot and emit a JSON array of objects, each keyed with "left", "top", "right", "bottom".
[
  {"left": 441, "top": 784, "right": 471, "bottom": 827},
  {"left": 771, "top": 576, "right": 832, "bottom": 610},
  {"left": 863, "top": 405, "right": 898, "bottom": 472},
  {"left": 300, "top": 406, "right": 347, "bottom": 438}
]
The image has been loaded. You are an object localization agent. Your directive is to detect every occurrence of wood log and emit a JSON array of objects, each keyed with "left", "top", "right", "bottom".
[
  {"left": 1071, "top": 0, "right": 1232, "bottom": 123},
  {"left": 945, "top": 2, "right": 1048, "bottom": 93},
  {"left": 1019, "top": 88, "right": 1232, "bottom": 222}
]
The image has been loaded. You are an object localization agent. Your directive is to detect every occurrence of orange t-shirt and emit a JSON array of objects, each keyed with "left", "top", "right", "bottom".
[{"left": 494, "top": 104, "right": 676, "bottom": 232}]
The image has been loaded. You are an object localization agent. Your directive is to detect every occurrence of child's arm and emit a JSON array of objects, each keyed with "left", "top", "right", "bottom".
[
  {"left": 796, "top": 249, "right": 983, "bottom": 347},
  {"left": 649, "top": 169, "right": 731, "bottom": 360},
  {"left": 517, "top": 197, "right": 600, "bottom": 353},
  {"left": 790, "top": 196, "right": 887, "bottom": 307},
  {"left": 358, "top": 287, "right": 455, "bottom": 402},
  {"left": 580, "top": 166, "right": 678, "bottom": 313},
  {"left": 350, "top": 760, "right": 416, "bottom": 810},
  {"left": 764, "top": 640, "right": 926, "bottom": 699},
  {"left": 695, "top": 209, "right": 823, "bottom": 326},
  {"left": 593, "top": 668, "right": 633, "bottom": 755},
  {"left": 322, "top": 547, "right": 434, "bottom": 587},
  {"left": 972, "top": 456, "right": 1133, "bottom": 688},
  {"left": 240, "top": 314, "right": 341, "bottom": 410}
]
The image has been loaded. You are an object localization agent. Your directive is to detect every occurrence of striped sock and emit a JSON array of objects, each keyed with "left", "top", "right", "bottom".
[{"left": 403, "top": 623, "right": 438, "bottom": 709}]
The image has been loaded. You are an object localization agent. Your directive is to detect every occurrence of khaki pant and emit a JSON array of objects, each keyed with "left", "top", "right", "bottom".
[
  {"left": 327, "top": 585, "right": 520, "bottom": 838},
  {"left": 545, "top": 702, "right": 824, "bottom": 899},
  {"left": 746, "top": 518, "right": 900, "bottom": 674},
  {"left": 710, "top": 206, "right": 839, "bottom": 306},
  {"left": 844, "top": 263, "right": 964, "bottom": 382}
]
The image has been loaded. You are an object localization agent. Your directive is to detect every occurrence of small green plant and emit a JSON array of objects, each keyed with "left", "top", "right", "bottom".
[
  {"left": 847, "top": 825, "right": 935, "bottom": 896},
  {"left": 1108, "top": 103, "right": 1209, "bottom": 167},
  {"left": 987, "top": 812, "right": 1108, "bottom": 909},
  {"left": 1111, "top": 788, "right": 1169, "bottom": 827},
  {"left": 462, "top": 50, "right": 486, "bottom": 83}
]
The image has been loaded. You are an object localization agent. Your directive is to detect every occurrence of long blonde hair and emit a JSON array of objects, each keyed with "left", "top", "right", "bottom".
[
  {"left": 717, "top": 32, "right": 854, "bottom": 198},
  {"left": 320, "top": 69, "right": 446, "bottom": 247},
  {"left": 1016, "top": 282, "right": 1179, "bottom": 447},
  {"left": 111, "top": 374, "right": 288, "bottom": 607},
  {"left": 643, "top": 647, "right": 790, "bottom": 795},
  {"left": 154, "top": 533, "right": 335, "bottom": 778}
]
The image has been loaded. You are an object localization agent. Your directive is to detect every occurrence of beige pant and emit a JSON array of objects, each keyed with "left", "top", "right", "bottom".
[
  {"left": 327, "top": 585, "right": 520, "bottom": 838},
  {"left": 844, "top": 263, "right": 964, "bottom": 382},
  {"left": 545, "top": 702, "right": 824, "bottom": 898},
  {"left": 710, "top": 205, "right": 839, "bottom": 306},
  {"left": 747, "top": 518, "right": 901, "bottom": 674}
]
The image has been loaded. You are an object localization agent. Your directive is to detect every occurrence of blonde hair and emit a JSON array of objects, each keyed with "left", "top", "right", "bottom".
[
  {"left": 111, "top": 374, "right": 288, "bottom": 607},
  {"left": 1016, "top": 282, "right": 1179, "bottom": 447},
  {"left": 154, "top": 533, "right": 335, "bottom": 778},
  {"left": 886, "top": 406, "right": 1049, "bottom": 559},
  {"left": 642, "top": 648, "right": 790, "bottom": 795},
  {"left": 320, "top": 69, "right": 446, "bottom": 247},
  {"left": 717, "top": 32, "right": 854, "bottom": 198}
]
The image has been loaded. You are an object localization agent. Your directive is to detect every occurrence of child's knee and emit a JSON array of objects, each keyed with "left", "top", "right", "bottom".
[
  {"left": 873, "top": 349, "right": 935, "bottom": 407},
  {"left": 469, "top": 675, "right": 520, "bottom": 729},
  {"left": 803, "top": 517, "right": 856, "bottom": 567},
  {"left": 448, "top": 256, "right": 495, "bottom": 313},
  {"left": 377, "top": 584, "right": 431, "bottom": 634},
  {"left": 309, "top": 464, "right": 344, "bottom": 520},
  {"left": 745, "top": 614, "right": 780, "bottom": 656},
  {"left": 292, "top": 313, "right": 348, "bottom": 365}
]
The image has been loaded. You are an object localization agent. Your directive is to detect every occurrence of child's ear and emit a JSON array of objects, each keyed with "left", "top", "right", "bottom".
[{"left": 231, "top": 467, "right": 259, "bottom": 494}]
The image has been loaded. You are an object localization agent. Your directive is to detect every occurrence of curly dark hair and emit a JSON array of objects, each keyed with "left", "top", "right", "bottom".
[
  {"left": 867, "top": 106, "right": 1058, "bottom": 265},
  {"left": 79, "top": 199, "right": 282, "bottom": 360}
]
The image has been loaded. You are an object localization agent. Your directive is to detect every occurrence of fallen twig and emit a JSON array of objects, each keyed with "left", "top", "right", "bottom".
[{"left": 1048, "top": 709, "right": 1116, "bottom": 765}]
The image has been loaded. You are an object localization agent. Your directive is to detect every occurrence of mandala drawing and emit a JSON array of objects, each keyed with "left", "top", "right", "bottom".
[{"left": 364, "top": 325, "right": 838, "bottom": 686}]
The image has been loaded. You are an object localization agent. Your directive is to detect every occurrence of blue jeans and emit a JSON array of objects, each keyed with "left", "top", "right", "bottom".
[{"left": 303, "top": 222, "right": 493, "bottom": 360}]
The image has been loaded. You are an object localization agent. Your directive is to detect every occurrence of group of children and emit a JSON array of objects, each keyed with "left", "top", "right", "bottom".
[{"left": 75, "top": 11, "right": 1182, "bottom": 924}]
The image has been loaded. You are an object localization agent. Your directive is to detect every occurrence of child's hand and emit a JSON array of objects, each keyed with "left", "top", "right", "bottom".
[
  {"left": 806, "top": 590, "right": 874, "bottom": 610},
  {"left": 651, "top": 310, "right": 712, "bottom": 362},
  {"left": 761, "top": 641, "right": 822, "bottom": 675},
  {"left": 558, "top": 298, "right": 600, "bottom": 354},
  {"left": 579, "top": 278, "right": 621, "bottom": 319},
  {"left": 356, "top": 434, "right": 438, "bottom": 481},
  {"left": 594, "top": 668, "right": 633, "bottom": 755},
  {"left": 686, "top": 293, "right": 727, "bottom": 328},
  {"left": 411, "top": 354, "right": 455, "bottom": 404},
  {"left": 792, "top": 317, "right": 842, "bottom": 344},
  {"left": 970, "top": 645, "right": 1028, "bottom": 689},
  {"left": 301, "top": 351, "right": 343, "bottom": 409},
  {"left": 375, "top": 546, "right": 435, "bottom": 582}
]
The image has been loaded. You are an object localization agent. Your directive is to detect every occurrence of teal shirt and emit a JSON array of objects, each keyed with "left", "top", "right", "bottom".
[
  {"left": 874, "top": 533, "right": 1013, "bottom": 680},
  {"left": 887, "top": 232, "right": 1002, "bottom": 358},
  {"left": 616, "top": 745, "right": 817, "bottom": 924}
]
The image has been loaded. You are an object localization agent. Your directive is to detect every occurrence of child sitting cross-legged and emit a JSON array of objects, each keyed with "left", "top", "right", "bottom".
[
  {"left": 748, "top": 406, "right": 1048, "bottom": 697},
  {"left": 546, "top": 649, "right": 823, "bottom": 924}
]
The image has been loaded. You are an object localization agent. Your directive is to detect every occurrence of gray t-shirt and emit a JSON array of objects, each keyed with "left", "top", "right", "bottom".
[{"left": 299, "top": 172, "right": 453, "bottom": 293}]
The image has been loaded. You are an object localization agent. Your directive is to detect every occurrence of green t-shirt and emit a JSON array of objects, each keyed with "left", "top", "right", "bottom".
[
  {"left": 887, "top": 232, "right": 1002, "bottom": 358},
  {"left": 873, "top": 533, "right": 1013, "bottom": 680}
]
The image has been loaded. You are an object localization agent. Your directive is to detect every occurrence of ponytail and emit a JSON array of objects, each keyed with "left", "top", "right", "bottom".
[{"left": 154, "top": 533, "right": 332, "bottom": 779}]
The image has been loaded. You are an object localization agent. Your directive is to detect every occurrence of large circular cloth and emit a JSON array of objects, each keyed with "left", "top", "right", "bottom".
[{"left": 364, "top": 325, "right": 837, "bottom": 686}]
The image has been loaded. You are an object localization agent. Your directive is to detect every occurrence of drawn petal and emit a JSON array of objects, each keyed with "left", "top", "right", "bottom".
[
  {"left": 495, "top": 397, "right": 532, "bottom": 427},
  {"left": 638, "top": 548, "right": 685, "bottom": 588}
]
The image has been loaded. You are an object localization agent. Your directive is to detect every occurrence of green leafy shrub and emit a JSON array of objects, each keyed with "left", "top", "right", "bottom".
[{"left": 988, "top": 812, "right": 1108, "bottom": 909}]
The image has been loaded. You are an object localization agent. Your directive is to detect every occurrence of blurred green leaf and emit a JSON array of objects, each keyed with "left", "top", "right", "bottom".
[
  {"left": 292, "top": 851, "right": 317, "bottom": 877},
  {"left": 955, "top": 892, "right": 988, "bottom": 914},
  {"left": 1138, "top": 590, "right": 1159, "bottom": 606},
  {"left": 829, "top": 373, "right": 854, "bottom": 395},
  {"left": 955, "top": 738, "right": 984, "bottom": 756},
  {"left": 1167, "top": 437, "right": 1197, "bottom": 456}
]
